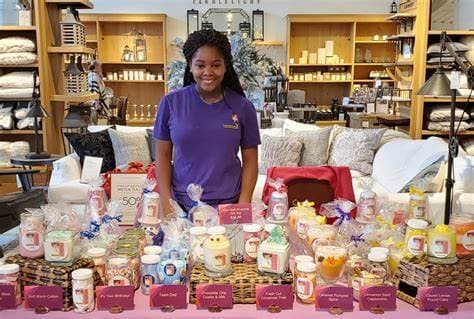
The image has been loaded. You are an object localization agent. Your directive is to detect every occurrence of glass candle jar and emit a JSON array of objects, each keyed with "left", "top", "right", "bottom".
[
  {"left": 0, "top": 264, "right": 21, "bottom": 305},
  {"left": 44, "top": 230, "right": 75, "bottom": 263},
  {"left": 243, "top": 224, "right": 262, "bottom": 263},
  {"left": 290, "top": 254, "right": 313, "bottom": 275},
  {"left": 356, "top": 190, "right": 377, "bottom": 224},
  {"left": 296, "top": 215, "right": 318, "bottom": 240},
  {"left": 450, "top": 215, "right": 474, "bottom": 256},
  {"left": 72, "top": 269, "right": 94, "bottom": 313},
  {"left": 314, "top": 241, "right": 348, "bottom": 285},
  {"left": 87, "top": 247, "right": 106, "bottom": 284},
  {"left": 106, "top": 256, "right": 133, "bottom": 286},
  {"left": 309, "top": 224, "right": 337, "bottom": 251},
  {"left": 113, "top": 248, "right": 140, "bottom": 290},
  {"left": 144, "top": 245, "right": 162, "bottom": 256},
  {"left": 268, "top": 191, "right": 288, "bottom": 223},
  {"left": 427, "top": 225, "right": 457, "bottom": 264},
  {"left": 189, "top": 226, "right": 208, "bottom": 263},
  {"left": 295, "top": 262, "right": 317, "bottom": 304},
  {"left": 19, "top": 212, "right": 44, "bottom": 258},
  {"left": 140, "top": 192, "right": 160, "bottom": 221},
  {"left": 257, "top": 231, "right": 290, "bottom": 277},
  {"left": 121, "top": 229, "right": 146, "bottom": 253},
  {"left": 408, "top": 192, "right": 428, "bottom": 220},
  {"left": 141, "top": 254, "right": 160, "bottom": 295},
  {"left": 203, "top": 226, "right": 232, "bottom": 278},
  {"left": 158, "top": 259, "right": 186, "bottom": 285},
  {"left": 403, "top": 219, "right": 428, "bottom": 260},
  {"left": 349, "top": 252, "right": 387, "bottom": 300}
]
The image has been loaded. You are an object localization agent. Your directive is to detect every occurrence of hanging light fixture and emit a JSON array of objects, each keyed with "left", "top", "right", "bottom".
[
  {"left": 252, "top": 9, "right": 264, "bottom": 41},
  {"left": 187, "top": 9, "right": 199, "bottom": 36}
]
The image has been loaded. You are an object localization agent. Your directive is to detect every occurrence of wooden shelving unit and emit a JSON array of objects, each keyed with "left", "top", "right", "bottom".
[
  {"left": 0, "top": 26, "right": 37, "bottom": 31},
  {"left": 0, "top": 130, "right": 41, "bottom": 135},
  {"left": 81, "top": 13, "right": 167, "bottom": 126}
]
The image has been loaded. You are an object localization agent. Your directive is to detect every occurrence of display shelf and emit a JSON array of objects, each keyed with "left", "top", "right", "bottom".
[
  {"left": 422, "top": 130, "right": 474, "bottom": 136},
  {"left": 386, "top": 12, "right": 416, "bottom": 20},
  {"left": 0, "top": 130, "right": 41, "bottom": 135},
  {"left": 353, "top": 79, "right": 395, "bottom": 82},
  {"left": 48, "top": 46, "right": 96, "bottom": 54},
  {"left": 0, "top": 64, "right": 38, "bottom": 68},
  {"left": 289, "top": 63, "right": 352, "bottom": 67},
  {"left": 0, "top": 26, "right": 36, "bottom": 31},
  {"left": 45, "top": 0, "right": 93, "bottom": 9},
  {"left": 354, "top": 63, "right": 391, "bottom": 66},
  {"left": 428, "top": 30, "right": 474, "bottom": 36},
  {"left": 354, "top": 40, "right": 392, "bottom": 44},
  {"left": 289, "top": 80, "right": 352, "bottom": 84},
  {"left": 0, "top": 97, "right": 32, "bottom": 101},
  {"left": 424, "top": 97, "right": 470, "bottom": 103},
  {"left": 104, "top": 80, "right": 165, "bottom": 83},
  {"left": 101, "top": 61, "right": 164, "bottom": 65},
  {"left": 253, "top": 40, "right": 284, "bottom": 46},
  {"left": 127, "top": 119, "right": 155, "bottom": 126},
  {"left": 384, "top": 60, "right": 414, "bottom": 67},
  {"left": 51, "top": 93, "right": 98, "bottom": 102},
  {"left": 386, "top": 33, "right": 416, "bottom": 40}
]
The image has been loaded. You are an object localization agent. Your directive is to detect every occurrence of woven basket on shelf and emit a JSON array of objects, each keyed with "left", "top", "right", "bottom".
[
  {"left": 64, "top": 72, "right": 88, "bottom": 95},
  {"left": 393, "top": 254, "right": 474, "bottom": 307},
  {"left": 6, "top": 255, "right": 102, "bottom": 311},
  {"left": 60, "top": 21, "right": 86, "bottom": 46},
  {"left": 189, "top": 262, "right": 293, "bottom": 304}
]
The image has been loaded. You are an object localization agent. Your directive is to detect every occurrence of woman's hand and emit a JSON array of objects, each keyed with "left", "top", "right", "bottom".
[
  {"left": 239, "top": 146, "right": 258, "bottom": 203},
  {"left": 157, "top": 140, "right": 174, "bottom": 219}
]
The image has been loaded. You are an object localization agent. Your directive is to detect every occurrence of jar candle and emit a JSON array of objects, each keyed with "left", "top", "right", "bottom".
[
  {"left": 121, "top": 229, "right": 147, "bottom": 252},
  {"left": 72, "top": 269, "right": 94, "bottom": 313},
  {"left": 349, "top": 252, "right": 386, "bottom": 300},
  {"left": 295, "top": 262, "right": 317, "bottom": 304},
  {"left": 450, "top": 215, "right": 474, "bottom": 255},
  {"left": 19, "top": 212, "right": 44, "bottom": 258},
  {"left": 314, "top": 243, "right": 348, "bottom": 284},
  {"left": 87, "top": 247, "right": 106, "bottom": 284},
  {"left": 428, "top": 225, "right": 457, "bottom": 264},
  {"left": 87, "top": 187, "right": 107, "bottom": 217},
  {"left": 189, "top": 226, "right": 208, "bottom": 263},
  {"left": 106, "top": 257, "right": 133, "bottom": 286},
  {"left": 138, "top": 218, "right": 161, "bottom": 246},
  {"left": 44, "top": 230, "right": 75, "bottom": 263},
  {"left": 140, "top": 192, "right": 160, "bottom": 220},
  {"left": 309, "top": 224, "right": 337, "bottom": 251},
  {"left": 296, "top": 215, "right": 318, "bottom": 240},
  {"left": 158, "top": 259, "right": 186, "bottom": 285},
  {"left": 290, "top": 254, "right": 313, "bottom": 275},
  {"left": 356, "top": 190, "right": 377, "bottom": 224},
  {"left": 403, "top": 219, "right": 428, "bottom": 259},
  {"left": 408, "top": 191, "right": 429, "bottom": 220},
  {"left": 141, "top": 254, "right": 161, "bottom": 295},
  {"left": 257, "top": 227, "right": 290, "bottom": 277},
  {"left": 113, "top": 248, "right": 140, "bottom": 290},
  {"left": 144, "top": 245, "right": 162, "bottom": 256},
  {"left": 0, "top": 264, "right": 21, "bottom": 305},
  {"left": 243, "top": 224, "right": 262, "bottom": 263},
  {"left": 268, "top": 191, "right": 288, "bottom": 223},
  {"left": 203, "top": 226, "right": 232, "bottom": 278}
]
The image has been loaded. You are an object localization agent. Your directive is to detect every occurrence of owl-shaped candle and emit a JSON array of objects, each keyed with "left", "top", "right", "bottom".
[{"left": 203, "top": 226, "right": 232, "bottom": 277}]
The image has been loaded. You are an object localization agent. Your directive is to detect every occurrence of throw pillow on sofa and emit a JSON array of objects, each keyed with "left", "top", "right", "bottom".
[
  {"left": 286, "top": 126, "right": 332, "bottom": 166},
  {"left": 65, "top": 130, "right": 116, "bottom": 173},
  {"left": 259, "top": 135, "right": 303, "bottom": 174},
  {"left": 329, "top": 126, "right": 386, "bottom": 175},
  {"left": 146, "top": 128, "right": 156, "bottom": 162},
  {"left": 108, "top": 129, "right": 152, "bottom": 168}
]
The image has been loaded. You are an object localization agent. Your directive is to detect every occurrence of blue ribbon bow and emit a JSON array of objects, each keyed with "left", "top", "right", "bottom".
[
  {"left": 334, "top": 206, "right": 351, "bottom": 226},
  {"left": 350, "top": 233, "right": 366, "bottom": 248},
  {"left": 191, "top": 200, "right": 199, "bottom": 207},
  {"left": 90, "top": 220, "right": 101, "bottom": 233},
  {"left": 80, "top": 230, "right": 96, "bottom": 240},
  {"left": 102, "top": 214, "right": 122, "bottom": 224},
  {"left": 143, "top": 188, "right": 152, "bottom": 194}
]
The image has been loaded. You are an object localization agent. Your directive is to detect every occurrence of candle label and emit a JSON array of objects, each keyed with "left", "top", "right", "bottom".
[
  {"left": 245, "top": 237, "right": 260, "bottom": 258},
  {"left": 431, "top": 236, "right": 450, "bottom": 258},
  {"left": 195, "top": 284, "right": 233, "bottom": 309},
  {"left": 96, "top": 285, "right": 135, "bottom": 311},
  {"left": 408, "top": 235, "right": 426, "bottom": 255},
  {"left": 260, "top": 252, "right": 279, "bottom": 272},
  {"left": 110, "top": 275, "right": 130, "bottom": 286},
  {"left": 359, "top": 286, "right": 396, "bottom": 311},
  {"left": 218, "top": 203, "right": 252, "bottom": 225},
  {"left": 315, "top": 286, "right": 354, "bottom": 312},
  {"left": 272, "top": 203, "right": 287, "bottom": 220},
  {"left": 149, "top": 284, "right": 187, "bottom": 309},
  {"left": 74, "top": 288, "right": 90, "bottom": 305},
  {"left": 21, "top": 231, "right": 42, "bottom": 251},
  {"left": 24, "top": 286, "right": 63, "bottom": 310},
  {"left": 411, "top": 201, "right": 427, "bottom": 219},
  {"left": 296, "top": 220, "right": 309, "bottom": 238},
  {"left": 462, "top": 230, "right": 474, "bottom": 251},
  {"left": 419, "top": 286, "right": 457, "bottom": 312},
  {"left": 0, "top": 285, "right": 16, "bottom": 310},
  {"left": 296, "top": 278, "right": 313, "bottom": 300},
  {"left": 49, "top": 242, "right": 65, "bottom": 257},
  {"left": 256, "top": 284, "right": 293, "bottom": 310}
]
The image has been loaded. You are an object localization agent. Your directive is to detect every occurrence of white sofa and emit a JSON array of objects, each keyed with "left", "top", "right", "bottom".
[{"left": 48, "top": 120, "right": 474, "bottom": 225}]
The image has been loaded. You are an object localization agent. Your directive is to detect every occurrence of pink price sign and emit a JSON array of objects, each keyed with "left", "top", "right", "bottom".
[{"left": 218, "top": 203, "right": 253, "bottom": 225}]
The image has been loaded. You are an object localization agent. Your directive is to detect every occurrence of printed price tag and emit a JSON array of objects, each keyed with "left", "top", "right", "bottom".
[
  {"left": 359, "top": 286, "right": 396, "bottom": 312},
  {"left": 315, "top": 286, "right": 354, "bottom": 312},
  {"left": 0, "top": 285, "right": 16, "bottom": 310},
  {"left": 24, "top": 286, "right": 63, "bottom": 310},
  {"left": 419, "top": 286, "right": 457, "bottom": 313},
  {"left": 218, "top": 203, "right": 252, "bottom": 225},
  {"left": 96, "top": 286, "right": 135, "bottom": 311},
  {"left": 256, "top": 284, "right": 293, "bottom": 311},
  {"left": 195, "top": 284, "right": 233, "bottom": 311},
  {"left": 149, "top": 284, "right": 188, "bottom": 311}
]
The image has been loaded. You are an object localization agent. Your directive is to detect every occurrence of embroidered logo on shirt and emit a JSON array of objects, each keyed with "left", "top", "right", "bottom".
[{"left": 223, "top": 114, "right": 239, "bottom": 129}]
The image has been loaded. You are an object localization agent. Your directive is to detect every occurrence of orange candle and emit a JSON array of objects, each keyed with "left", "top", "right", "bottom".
[{"left": 450, "top": 215, "right": 474, "bottom": 256}]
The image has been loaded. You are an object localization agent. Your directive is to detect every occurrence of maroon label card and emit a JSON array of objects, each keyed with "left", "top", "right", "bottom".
[
  {"left": 359, "top": 286, "right": 397, "bottom": 311},
  {"left": 315, "top": 286, "right": 354, "bottom": 312},
  {"left": 419, "top": 286, "right": 458, "bottom": 312},
  {"left": 0, "top": 285, "right": 16, "bottom": 310},
  {"left": 149, "top": 284, "right": 188, "bottom": 310},
  {"left": 24, "top": 286, "right": 63, "bottom": 310},
  {"left": 195, "top": 284, "right": 233, "bottom": 310},
  {"left": 96, "top": 286, "right": 135, "bottom": 311},
  {"left": 218, "top": 203, "right": 252, "bottom": 225},
  {"left": 256, "top": 284, "right": 293, "bottom": 310}
]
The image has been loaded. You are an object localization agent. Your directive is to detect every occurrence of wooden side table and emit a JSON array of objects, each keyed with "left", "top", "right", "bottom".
[{"left": 10, "top": 155, "right": 63, "bottom": 188}]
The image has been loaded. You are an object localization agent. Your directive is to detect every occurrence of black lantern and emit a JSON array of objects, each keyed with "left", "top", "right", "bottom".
[
  {"left": 187, "top": 9, "right": 199, "bottom": 36},
  {"left": 239, "top": 21, "right": 251, "bottom": 39},
  {"left": 252, "top": 9, "right": 264, "bottom": 41},
  {"left": 201, "top": 21, "right": 214, "bottom": 31},
  {"left": 26, "top": 73, "right": 50, "bottom": 159}
]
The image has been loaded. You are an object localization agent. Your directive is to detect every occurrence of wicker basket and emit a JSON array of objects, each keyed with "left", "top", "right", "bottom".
[
  {"left": 6, "top": 255, "right": 102, "bottom": 311},
  {"left": 393, "top": 254, "right": 474, "bottom": 307},
  {"left": 64, "top": 72, "right": 88, "bottom": 95},
  {"left": 60, "top": 21, "right": 85, "bottom": 46},
  {"left": 189, "top": 262, "right": 293, "bottom": 304}
]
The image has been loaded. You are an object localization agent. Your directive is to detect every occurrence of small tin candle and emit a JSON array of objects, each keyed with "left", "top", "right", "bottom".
[
  {"left": 203, "top": 226, "right": 232, "bottom": 278},
  {"left": 243, "top": 224, "right": 262, "bottom": 263},
  {"left": 72, "top": 268, "right": 94, "bottom": 313},
  {"left": 19, "top": 212, "right": 44, "bottom": 259}
]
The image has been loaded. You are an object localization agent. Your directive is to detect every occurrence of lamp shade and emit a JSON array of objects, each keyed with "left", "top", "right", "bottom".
[
  {"left": 417, "top": 68, "right": 459, "bottom": 96},
  {"left": 26, "top": 99, "right": 49, "bottom": 118}
]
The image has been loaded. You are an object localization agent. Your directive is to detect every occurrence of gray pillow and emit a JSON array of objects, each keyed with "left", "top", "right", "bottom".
[
  {"left": 286, "top": 127, "right": 332, "bottom": 166},
  {"left": 259, "top": 135, "right": 303, "bottom": 174},
  {"left": 108, "top": 129, "right": 151, "bottom": 168},
  {"left": 329, "top": 127, "right": 386, "bottom": 175}
]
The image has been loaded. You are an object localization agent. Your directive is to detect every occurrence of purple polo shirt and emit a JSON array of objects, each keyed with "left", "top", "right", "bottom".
[{"left": 154, "top": 84, "right": 261, "bottom": 210}]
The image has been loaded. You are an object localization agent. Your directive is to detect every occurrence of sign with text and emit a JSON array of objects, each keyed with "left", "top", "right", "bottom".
[
  {"left": 419, "top": 286, "right": 458, "bottom": 312},
  {"left": 256, "top": 284, "right": 293, "bottom": 310},
  {"left": 0, "top": 285, "right": 16, "bottom": 310},
  {"left": 195, "top": 284, "right": 233, "bottom": 310},
  {"left": 80, "top": 156, "right": 103, "bottom": 184},
  {"left": 359, "top": 286, "right": 397, "bottom": 311},
  {"left": 149, "top": 284, "right": 188, "bottom": 310},
  {"left": 315, "top": 286, "right": 354, "bottom": 312},
  {"left": 218, "top": 203, "right": 252, "bottom": 225},
  {"left": 111, "top": 173, "right": 147, "bottom": 225},
  {"left": 24, "top": 286, "right": 63, "bottom": 310},
  {"left": 96, "top": 286, "right": 135, "bottom": 311}
]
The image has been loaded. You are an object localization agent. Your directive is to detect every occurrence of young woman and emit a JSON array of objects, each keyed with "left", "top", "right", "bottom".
[{"left": 154, "top": 30, "right": 260, "bottom": 215}]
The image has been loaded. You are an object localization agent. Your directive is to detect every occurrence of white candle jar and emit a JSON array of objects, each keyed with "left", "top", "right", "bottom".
[
  {"left": 203, "top": 226, "right": 232, "bottom": 278},
  {"left": 106, "top": 257, "right": 133, "bottom": 286},
  {"left": 144, "top": 245, "right": 162, "bottom": 256},
  {"left": 87, "top": 247, "right": 107, "bottom": 284},
  {"left": 19, "top": 212, "right": 44, "bottom": 258},
  {"left": 257, "top": 234, "right": 290, "bottom": 277},
  {"left": 72, "top": 268, "right": 95, "bottom": 313},
  {"left": 0, "top": 264, "right": 21, "bottom": 305},
  {"left": 243, "top": 224, "right": 262, "bottom": 263},
  {"left": 44, "top": 230, "right": 76, "bottom": 263},
  {"left": 268, "top": 191, "right": 288, "bottom": 223}
]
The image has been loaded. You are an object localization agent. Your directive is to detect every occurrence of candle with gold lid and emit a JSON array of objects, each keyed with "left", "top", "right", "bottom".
[{"left": 427, "top": 224, "right": 457, "bottom": 264}]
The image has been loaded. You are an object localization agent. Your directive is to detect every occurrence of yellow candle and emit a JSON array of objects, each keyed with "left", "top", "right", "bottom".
[{"left": 427, "top": 224, "right": 457, "bottom": 264}]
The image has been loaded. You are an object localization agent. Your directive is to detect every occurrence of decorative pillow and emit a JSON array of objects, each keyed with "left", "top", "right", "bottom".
[
  {"left": 328, "top": 127, "right": 386, "bottom": 175},
  {"left": 65, "top": 130, "right": 116, "bottom": 173},
  {"left": 427, "top": 121, "right": 471, "bottom": 132},
  {"left": 400, "top": 156, "right": 445, "bottom": 193},
  {"left": 116, "top": 125, "right": 150, "bottom": 135},
  {"left": 0, "top": 107, "right": 13, "bottom": 129},
  {"left": 0, "top": 71, "right": 37, "bottom": 88},
  {"left": 9, "top": 141, "right": 29, "bottom": 157},
  {"left": 0, "top": 52, "right": 37, "bottom": 65},
  {"left": 146, "top": 129, "right": 156, "bottom": 162},
  {"left": 427, "top": 42, "right": 469, "bottom": 54},
  {"left": 282, "top": 119, "right": 319, "bottom": 134},
  {"left": 0, "top": 142, "right": 11, "bottom": 167},
  {"left": 428, "top": 106, "right": 470, "bottom": 122},
  {"left": 108, "top": 129, "right": 151, "bottom": 168},
  {"left": 17, "top": 117, "right": 35, "bottom": 129},
  {"left": 49, "top": 153, "right": 82, "bottom": 187},
  {"left": 0, "top": 87, "right": 34, "bottom": 99},
  {"left": 0, "top": 37, "right": 36, "bottom": 53},
  {"left": 378, "top": 129, "right": 410, "bottom": 149},
  {"left": 286, "top": 127, "right": 332, "bottom": 166},
  {"left": 461, "top": 138, "right": 474, "bottom": 156},
  {"left": 259, "top": 135, "right": 303, "bottom": 175}
]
